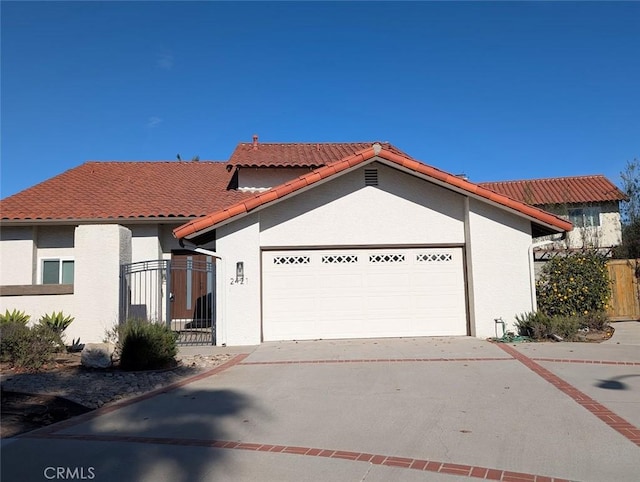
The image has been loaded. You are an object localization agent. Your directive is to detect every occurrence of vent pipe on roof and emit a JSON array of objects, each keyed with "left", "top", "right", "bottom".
[{"left": 252, "top": 134, "right": 258, "bottom": 150}]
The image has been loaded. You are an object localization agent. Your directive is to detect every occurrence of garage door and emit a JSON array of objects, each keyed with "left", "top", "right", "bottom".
[{"left": 262, "top": 247, "right": 467, "bottom": 341}]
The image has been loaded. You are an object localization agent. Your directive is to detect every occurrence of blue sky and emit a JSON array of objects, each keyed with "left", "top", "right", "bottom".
[{"left": 1, "top": 1, "right": 639, "bottom": 198}]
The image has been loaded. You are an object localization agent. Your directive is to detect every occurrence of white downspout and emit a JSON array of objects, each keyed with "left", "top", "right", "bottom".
[
  {"left": 179, "top": 239, "right": 226, "bottom": 346},
  {"left": 528, "top": 240, "right": 555, "bottom": 311}
]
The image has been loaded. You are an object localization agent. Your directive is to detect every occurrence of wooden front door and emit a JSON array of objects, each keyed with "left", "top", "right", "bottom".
[{"left": 170, "top": 253, "right": 215, "bottom": 328}]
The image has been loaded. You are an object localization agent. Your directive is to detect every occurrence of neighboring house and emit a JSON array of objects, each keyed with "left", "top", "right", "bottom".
[
  {"left": 0, "top": 138, "right": 572, "bottom": 345},
  {"left": 480, "top": 175, "right": 628, "bottom": 257}
]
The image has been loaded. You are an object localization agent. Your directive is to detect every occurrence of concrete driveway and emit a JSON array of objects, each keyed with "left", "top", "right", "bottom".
[{"left": 2, "top": 324, "right": 639, "bottom": 481}]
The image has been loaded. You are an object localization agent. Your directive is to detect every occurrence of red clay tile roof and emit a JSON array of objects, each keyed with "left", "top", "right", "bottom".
[
  {"left": 0, "top": 141, "right": 411, "bottom": 222},
  {"left": 174, "top": 146, "right": 573, "bottom": 240},
  {"left": 0, "top": 161, "right": 254, "bottom": 221},
  {"left": 479, "top": 175, "right": 627, "bottom": 205},
  {"left": 228, "top": 140, "right": 410, "bottom": 167}
]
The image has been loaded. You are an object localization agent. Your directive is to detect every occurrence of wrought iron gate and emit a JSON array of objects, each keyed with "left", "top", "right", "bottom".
[{"left": 119, "top": 257, "right": 215, "bottom": 345}]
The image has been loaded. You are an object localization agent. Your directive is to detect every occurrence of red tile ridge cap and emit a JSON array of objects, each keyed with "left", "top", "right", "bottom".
[
  {"left": 482, "top": 173, "right": 610, "bottom": 183},
  {"left": 233, "top": 162, "right": 325, "bottom": 167},
  {"left": 82, "top": 159, "right": 226, "bottom": 163},
  {"left": 173, "top": 146, "right": 572, "bottom": 240},
  {"left": 234, "top": 141, "right": 388, "bottom": 146}
]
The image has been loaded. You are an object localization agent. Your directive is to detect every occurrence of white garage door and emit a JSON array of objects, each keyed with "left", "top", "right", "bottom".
[{"left": 262, "top": 247, "right": 467, "bottom": 341}]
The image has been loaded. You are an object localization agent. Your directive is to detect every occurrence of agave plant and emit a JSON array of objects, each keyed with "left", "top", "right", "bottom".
[
  {"left": 66, "top": 337, "right": 84, "bottom": 353},
  {"left": 0, "top": 309, "right": 31, "bottom": 326},
  {"left": 39, "top": 311, "right": 74, "bottom": 334}
]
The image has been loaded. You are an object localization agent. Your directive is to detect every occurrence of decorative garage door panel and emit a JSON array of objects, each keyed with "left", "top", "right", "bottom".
[{"left": 262, "top": 248, "right": 467, "bottom": 341}]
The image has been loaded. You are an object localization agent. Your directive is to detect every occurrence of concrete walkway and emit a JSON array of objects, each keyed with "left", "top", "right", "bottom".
[
  {"left": 604, "top": 320, "right": 640, "bottom": 345},
  {"left": 2, "top": 331, "right": 639, "bottom": 481}
]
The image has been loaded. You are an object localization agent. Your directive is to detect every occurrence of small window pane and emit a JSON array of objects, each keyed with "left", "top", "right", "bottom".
[
  {"left": 43, "top": 260, "right": 60, "bottom": 284},
  {"left": 568, "top": 208, "right": 584, "bottom": 227},
  {"left": 586, "top": 207, "right": 600, "bottom": 227},
  {"left": 569, "top": 207, "right": 600, "bottom": 227},
  {"left": 61, "top": 261, "right": 74, "bottom": 284}
]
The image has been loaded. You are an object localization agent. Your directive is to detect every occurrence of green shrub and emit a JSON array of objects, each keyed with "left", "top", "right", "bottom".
[
  {"left": 515, "top": 312, "right": 556, "bottom": 340},
  {"left": 0, "top": 309, "right": 30, "bottom": 326},
  {"left": 551, "top": 315, "right": 581, "bottom": 340},
  {"left": 515, "top": 311, "right": 605, "bottom": 341},
  {"left": 0, "top": 322, "right": 62, "bottom": 370},
  {"left": 579, "top": 311, "right": 610, "bottom": 332},
  {"left": 118, "top": 319, "right": 177, "bottom": 371},
  {"left": 39, "top": 311, "right": 74, "bottom": 334},
  {"left": 0, "top": 322, "right": 28, "bottom": 362},
  {"left": 536, "top": 251, "right": 610, "bottom": 317}
]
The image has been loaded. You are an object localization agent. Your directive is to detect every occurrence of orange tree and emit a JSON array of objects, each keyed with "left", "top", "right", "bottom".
[{"left": 536, "top": 250, "right": 610, "bottom": 317}]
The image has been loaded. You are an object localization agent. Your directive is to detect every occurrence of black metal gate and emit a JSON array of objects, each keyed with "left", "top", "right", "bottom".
[{"left": 119, "top": 257, "right": 215, "bottom": 345}]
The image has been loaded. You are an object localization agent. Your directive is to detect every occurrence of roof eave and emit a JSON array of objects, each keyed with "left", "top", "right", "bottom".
[
  {"left": 234, "top": 164, "right": 324, "bottom": 169},
  {"left": 0, "top": 216, "right": 200, "bottom": 226}
]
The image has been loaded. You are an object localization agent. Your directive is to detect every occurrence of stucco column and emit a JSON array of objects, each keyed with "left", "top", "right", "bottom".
[{"left": 73, "top": 225, "right": 132, "bottom": 343}]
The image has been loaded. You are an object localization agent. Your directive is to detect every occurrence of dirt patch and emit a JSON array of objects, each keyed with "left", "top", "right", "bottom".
[
  {"left": 0, "top": 351, "right": 84, "bottom": 375},
  {"left": 574, "top": 326, "right": 615, "bottom": 342},
  {"left": 1, "top": 390, "right": 91, "bottom": 438},
  {"left": 582, "top": 331, "right": 614, "bottom": 342},
  {"left": 1, "top": 353, "right": 90, "bottom": 438}
]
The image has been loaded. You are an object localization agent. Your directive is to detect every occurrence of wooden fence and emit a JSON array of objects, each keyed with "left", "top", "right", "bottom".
[{"left": 607, "top": 259, "right": 640, "bottom": 321}]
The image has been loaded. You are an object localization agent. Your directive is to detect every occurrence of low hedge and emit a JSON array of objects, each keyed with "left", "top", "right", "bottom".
[
  {"left": 0, "top": 322, "right": 62, "bottom": 371},
  {"left": 514, "top": 311, "right": 609, "bottom": 341},
  {"left": 118, "top": 319, "right": 178, "bottom": 371}
]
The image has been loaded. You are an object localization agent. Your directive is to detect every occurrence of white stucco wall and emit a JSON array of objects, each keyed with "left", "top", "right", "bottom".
[
  {"left": 0, "top": 226, "right": 35, "bottom": 285},
  {"left": 260, "top": 163, "right": 465, "bottom": 246},
  {"left": 565, "top": 210, "right": 622, "bottom": 249},
  {"left": 601, "top": 209, "right": 624, "bottom": 247},
  {"left": 238, "top": 167, "right": 312, "bottom": 191},
  {"left": 1, "top": 225, "right": 77, "bottom": 286},
  {"left": 158, "top": 224, "right": 187, "bottom": 259},
  {"left": 215, "top": 214, "right": 262, "bottom": 345},
  {"left": 0, "top": 292, "right": 77, "bottom": 329},
  {"left": 72, "top": 224, "right": 132, "bottom": 343},
  {"left": 467, "top": 199, "right": 534, "bottom": 338},
  {"left": 0, "top": 224, "right": 132, "bottom": 344},
  {"left": 129, "top": 225, "right": 162, "bottom": 262},
  {"left": 114, "top": 222, "right": 190, "bottom": 262},
  {"left": 215, "top": 163, "right": 467, "bottom": 345},
  {"left": 36, "top": 226, "right": 74, "bottom": 252},
  {"left": 538, "top": 202, "right": 622, "bottom": 250},
  {"left": 214, "top": 162, "right": 545, "bottom": 344},
  {"left": 35, "top": 226, "right": 75, "bottom": 283},
  {"left": 0, "top": 221, "right": 194, "bottom": 343},
  {"left": 1, "top": 225, "right": 78, "bottom": 336}
]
